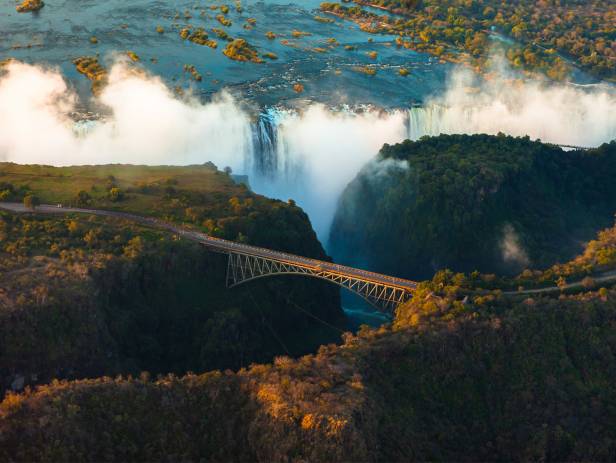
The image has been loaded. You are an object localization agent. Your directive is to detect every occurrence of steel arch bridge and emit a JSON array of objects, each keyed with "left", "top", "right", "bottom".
[{"left": 220, "top": 250, "right": 415, "bottom": 313}]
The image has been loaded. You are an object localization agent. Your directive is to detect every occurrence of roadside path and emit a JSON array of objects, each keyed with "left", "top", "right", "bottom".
[{"left": 503, "top": 270, "right": 616, "bottom": 296}]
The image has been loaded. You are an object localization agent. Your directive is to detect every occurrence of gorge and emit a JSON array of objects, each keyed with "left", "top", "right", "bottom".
[{"left": 2, "top": 0, "right": 616, "bottom": 459}]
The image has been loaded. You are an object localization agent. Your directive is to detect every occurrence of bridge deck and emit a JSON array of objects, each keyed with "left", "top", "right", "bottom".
[{"left": 0, "top": 202, "right": 418, "bottom": 291}]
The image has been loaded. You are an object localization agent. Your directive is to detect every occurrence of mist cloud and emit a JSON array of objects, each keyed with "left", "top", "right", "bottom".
[
  {"left": 252, "top": 106, "right": 407, "bottom": 240},
  {"left": 0, "top": 61, "right": 250, "bottom": 167},
  {"left": 413, "top": 68, "right": 616, "bottom": 146},
  {"left": 0, "top": 59, "right": 615, "bottom": 245},
  {"left": 500, "top": 224, "right": 530, "bottom": 269}
]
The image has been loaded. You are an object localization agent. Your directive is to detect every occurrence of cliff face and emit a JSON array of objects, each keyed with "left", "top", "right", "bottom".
[
  {"left": 329, "top": 135, "right": 616, "bottom": 280},
  {"left": 0, "top": 210, "right": 343, "bottom": 395}
]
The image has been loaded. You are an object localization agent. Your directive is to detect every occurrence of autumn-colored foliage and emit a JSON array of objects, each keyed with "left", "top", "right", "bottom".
[
  {"left": 1, "top": 151, "right": 616, "bottom": 460},
  {"left": 223, "top": 39, "right": 264, "bottom": 63},
  {"left": 2, "top": 272, "right": 616, "bottom": 460},
  {"left": 73, "top": 56, "right": 107, "bottom": 95},
  {"left": 16, "top": 0, "right": 44, "bottom": 13},
  {"left": 0, "top": 164, "right": 343, "bottom": 398}
]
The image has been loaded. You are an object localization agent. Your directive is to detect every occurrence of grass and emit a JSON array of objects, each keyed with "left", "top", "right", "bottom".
[{"left": 0, "top": 163, "right": 239, "bottom": 214}]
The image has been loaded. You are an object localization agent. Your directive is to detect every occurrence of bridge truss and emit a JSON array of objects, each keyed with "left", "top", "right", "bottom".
[{"left": 224, "top": 251, "right": 412, "bottom": 313}]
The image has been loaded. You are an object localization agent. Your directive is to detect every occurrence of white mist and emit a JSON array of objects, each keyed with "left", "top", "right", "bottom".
[{"left": 1, "top": 60, "right": 615, "bottom": 245}]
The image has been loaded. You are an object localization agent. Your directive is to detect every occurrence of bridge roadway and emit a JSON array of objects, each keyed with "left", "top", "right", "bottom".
[{"left": 0, "top": 202, "right": 418, "bottom": 294}]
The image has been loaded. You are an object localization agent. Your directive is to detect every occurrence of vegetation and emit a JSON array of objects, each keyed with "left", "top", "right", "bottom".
[
  {"left": 72, "top": 56, "right": 107, "bottom": 95},
  {"left": 352, "top": 65, "right": 377, "bottom": 75},
  {"left": 223, "top": 39, "right": 264, "bottom": 63},
  {"left": 292, "top": 30, "right": 312, "bottom": 38},
  {"left": 179, "top": 27, "right": 218, "bottom": 48},
  {"left": 1, "top": 146, "right": 616, "bottom": 460},
  {"left": 216, "top": 14, "right": 232, "bottom": 27},
  {"left": 320, "top": 0, "right": 615, "bottom": 81},
  {"left": 184, "top": 64, "right": 202, "bottom": 82},
  {"left": 22, "top": 193, "right": 39, "bottom": 210},
  {"left": 16, "top": 0, "right": 44, "bottom": 13},
  {"left": 211, "top": 27, "right": 232, "bottom": 41},
  {"left": 0, "top": 163, "right": 344, "bottom": 396},
  {"left": 126, "top": 51, "right": 140, "bottom": 62},
  {"left": 314, "top": 15, "right": 335, "bottom": 24},
  {"left": 330, "top": 135, "right": 616, "bottom": 279},
  {"left": 2, "top": 234, "right": 616, "bottom": 460},
  {"left": 472, "top": 220, "right": 616, "bottom": 292}
]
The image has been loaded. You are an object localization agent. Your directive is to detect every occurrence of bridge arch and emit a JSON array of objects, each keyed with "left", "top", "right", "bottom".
[{"left": 225, "top": 251, "right": 412, "bottom": 313}]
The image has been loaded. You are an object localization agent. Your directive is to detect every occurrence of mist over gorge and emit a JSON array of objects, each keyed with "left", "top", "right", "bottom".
[{"left": 1, "top": 60, "right": 615, "bottom": 242}]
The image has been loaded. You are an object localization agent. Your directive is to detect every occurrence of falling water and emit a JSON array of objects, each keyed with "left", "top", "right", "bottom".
[{"left": 406, "top": 105, "right": 616, "bottom": 145}]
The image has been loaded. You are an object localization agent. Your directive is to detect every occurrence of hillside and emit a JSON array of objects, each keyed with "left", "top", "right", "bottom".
[
  {"left": 0, "top": 163, "right": 344, "bottom": 395},
  {"left": 330, "top": 134, "right": 616, "bottom": 280},
  {"left": 2, "top": 220, "right": 616, "bottom": 461}
]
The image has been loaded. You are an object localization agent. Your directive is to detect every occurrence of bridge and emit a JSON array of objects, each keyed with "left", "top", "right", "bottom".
[{"left": 0, "top": 203, "right": 417, "bottom": 312}]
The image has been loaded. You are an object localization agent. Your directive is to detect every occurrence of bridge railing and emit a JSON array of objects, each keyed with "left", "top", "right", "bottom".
[
  {"left": 180, "top": 227, "right": 418, "bottom": 289},
  {"left": 195, "top": 234, "right": 417, "bottom": 288}
]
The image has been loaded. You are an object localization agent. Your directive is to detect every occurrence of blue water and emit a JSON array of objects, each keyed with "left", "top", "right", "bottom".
[
  {"left": 342, "top": 292, "right": 391, "bottom": 330},
  {"left": 0, "top": 0, "right": 453, "bottom": 108}
]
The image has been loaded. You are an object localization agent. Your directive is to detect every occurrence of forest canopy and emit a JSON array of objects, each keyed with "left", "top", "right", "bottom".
[
  {"left": 2, "top": 228, "right": 616, "bottom": 461},
  {"left": 330, "top": 134, "right": 616, "bottom": 279}
]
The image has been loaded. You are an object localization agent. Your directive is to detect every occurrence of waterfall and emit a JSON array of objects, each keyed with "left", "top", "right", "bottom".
[
  {"left": 246, "top": 105, "right": 407, "bottom": 241},
  {"left": 407, "top": 105, "right": 469, "bottom": 140},
  {"left": 251, "top": 108, "right": 279, "bottom": 177},
  {"left": 249, "top": 107, "right": 303, "bottom": 182}
]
